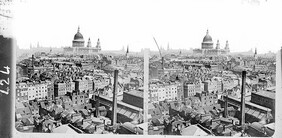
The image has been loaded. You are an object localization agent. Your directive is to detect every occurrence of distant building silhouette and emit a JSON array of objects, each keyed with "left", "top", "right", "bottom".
[
  {"left": 64, "top": 26, "right": 101, "bottom": 55},
  {"left": 193, "top": 30, "right": 230, "bottom": 55}
]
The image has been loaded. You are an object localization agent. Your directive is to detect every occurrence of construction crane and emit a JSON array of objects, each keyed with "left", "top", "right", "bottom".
[
  {"left": 153, "top": 37, "right": 162, "bottom": 58},
  {"left": 153, "top": 37, "right": 164, "bottom": 70}
]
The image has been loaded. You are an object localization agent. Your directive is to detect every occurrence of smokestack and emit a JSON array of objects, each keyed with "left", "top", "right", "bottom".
[
  {"left": 111, "top": 69, "right": 118, "bottom": 126},
  {"left": 240, "top": 71, "right": 247, "bottom": 133},
  {"left": 95, "top": 90, "right": 100, "bottom": 117},
  {"left": 32, "top": 55, "right": 35, "bottom": 73},
  {"left": 31, "top": 54, "right": 34, "bottom": 66},
  {"left": 224, "top": 94, "right": 228, "bottom": 118},
  {"left": 253, "top": 64, "right": 255, "bottom": 71}
]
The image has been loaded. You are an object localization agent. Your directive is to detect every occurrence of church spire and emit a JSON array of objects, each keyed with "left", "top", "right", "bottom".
[
  {"left": 254, "top": 47, "right": 257, "bottom": 58},
  {"left": 125, "top": 45, "right": 129, "bottom": 69},
  {"left": 77, "top": 26, "right": 80, "bottom": 32},
  {"left": 126, "top": 45, "right": 129, "bottom": 58}
]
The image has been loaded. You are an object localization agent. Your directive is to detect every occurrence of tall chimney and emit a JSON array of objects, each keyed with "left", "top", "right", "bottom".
[
  {"left": 111, "top": 69, "right": 118, "bottom": 126},
  {"left": 240, "top": 71, "right": 247, "bottom": 133},
  {"left": 95, "top": 90, "right": 100, "bottom": 117},
  {"left": 224, "top": 94, "right": 228, "bottom": 118},
  {"left": 32, "top": 54, "right": 34, "bottom": 68}
]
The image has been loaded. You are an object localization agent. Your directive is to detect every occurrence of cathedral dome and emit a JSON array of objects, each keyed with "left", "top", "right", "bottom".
[
  {"left": 203, "top": 30, "right": 212, "bottom": 42},
  {"left": 201, "top": 30, "right": 213, "bottom": 49},
  {"left": 73, "top": 27, "right": 84, "bottom": 41},
  {"left": 72, "top": 26, "right": 85, "bottom": 47},
  {"left": 74, "top": 32, "right": 83, "bottom": 40}
]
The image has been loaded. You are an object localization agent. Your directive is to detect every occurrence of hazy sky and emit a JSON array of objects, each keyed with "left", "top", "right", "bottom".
[{"left": 13, "top": 0, "right": 282, "bottom": 53}]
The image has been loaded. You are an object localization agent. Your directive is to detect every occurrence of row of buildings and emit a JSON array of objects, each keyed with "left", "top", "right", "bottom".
[
  {"left": 149, "top": 74, "right": 240, "bottom": 103},
  {"left": 16, "top": 76, "right": 95, "bottom": 101}
]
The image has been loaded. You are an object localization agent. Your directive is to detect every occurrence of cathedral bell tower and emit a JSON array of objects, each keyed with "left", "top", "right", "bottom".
[
  {"left": 87, "top": 38, "right": 92, "bottom": 47},
  {"left": 96, "top": 38, "right": 101, "bottom": 51},
  {"left": 224, "top": 40, "right": 230, "bottom": 53}
]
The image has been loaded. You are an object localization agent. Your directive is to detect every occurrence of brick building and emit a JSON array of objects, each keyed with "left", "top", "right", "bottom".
[
  {"left": 195, "top": 92, "right": 218, "bottom": 107},
  {"left": 149, "top": 82, "right": 178, "bottom": 103},
  {"left": 203, "top": 80, "right": 218, "bottom": 93},
  {"left": 183, "top": 82, "right": 196, "bottom": 98},
  {"left": 54, "top": 82, "right": 67, "bottom": 97},
  {"left": 123, "top": 90, "right": 143, "bottom": 109},
  {"left": 74, "top": 77, "right": 90, "bottom": 92},
  {"left": 72, "top": 93, "right": 89, "bottom": 105},
  {"left": 251, "top": 90, "right": 275, "bottom": 118},
  {"left": 16, "top": 82, "right": 28, "bottom": 101},
  {"left": 47, "top": 81, "right": 54, "bottom": 100}
]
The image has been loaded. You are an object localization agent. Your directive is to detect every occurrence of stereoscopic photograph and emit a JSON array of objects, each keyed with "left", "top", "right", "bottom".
[{"left": 0, "top": 0, "right": 282, "bottom": 138}]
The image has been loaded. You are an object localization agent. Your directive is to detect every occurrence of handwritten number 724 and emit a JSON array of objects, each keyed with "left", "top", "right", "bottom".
[{"left": 0, "top": 66, "right": 10, "bottom": 95}]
